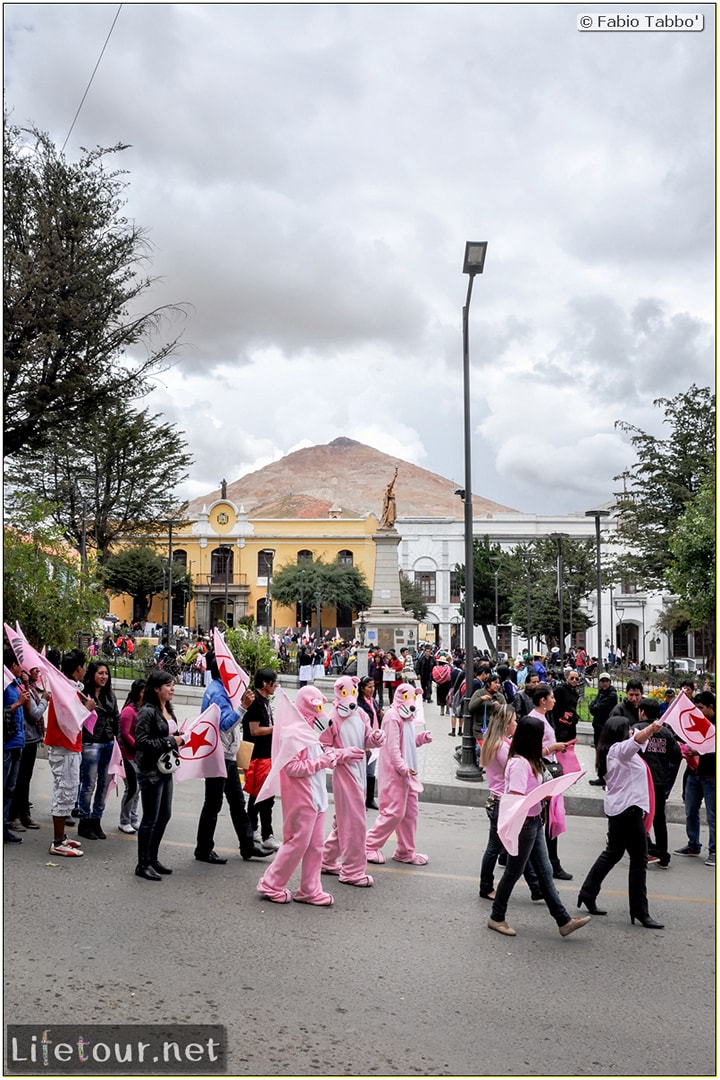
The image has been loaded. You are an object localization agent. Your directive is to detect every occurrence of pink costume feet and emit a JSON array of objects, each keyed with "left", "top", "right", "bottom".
[
  {"left": 293, "top": 890, "right": 334, "bottom": 906},
  {"left": 321, "top": 862, "right": 341, "bottom": 875},
  {"left": 366, "top": 849, "right": 386, "bottom": 864},
  {"left": 257, "top": 883, "right": 293, "bottom": 903},
  {"left": 340, "top": 873, "right": 373, "bottom": 887},
  {"left": 392, "top": 852, "right": 429, "bottom": 865}
]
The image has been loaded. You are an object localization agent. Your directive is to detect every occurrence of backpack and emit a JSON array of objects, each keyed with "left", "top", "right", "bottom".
[{"left": 432, "top": 664, "right": 451, "bottom": 684}]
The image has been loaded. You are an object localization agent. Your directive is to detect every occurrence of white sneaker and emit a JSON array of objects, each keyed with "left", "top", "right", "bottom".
[
  {"left": 261, "top": 835, "right": 281, "bottom": 852},
  {"left": 50, "top": 838, "right": 84, "bottom": 857},
  {"left": 118, "top": 824, "right": 136, "bottom": 833}
]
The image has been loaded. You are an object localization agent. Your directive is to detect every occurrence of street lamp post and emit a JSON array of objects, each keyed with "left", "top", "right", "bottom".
[
  {"left": 300, "top": 568, "right": 305, "bottom": 632},
  {"left": 585, "top": 509, "right": 610, "bottom": 675},
  {"left": 315, "top": 585, "right": 322, "bottom": 643},
  {"left": 456, "top": 240, "right": 487, "bottom": 783},
  {"left": 551, "top": 533, "right": 569, "bottom": 657},
  {"left": 489, "top": 553, "right": 501, "bottom": 658},
  {"left": 261, "top": 549, "right": 275, "bottom": 636}
]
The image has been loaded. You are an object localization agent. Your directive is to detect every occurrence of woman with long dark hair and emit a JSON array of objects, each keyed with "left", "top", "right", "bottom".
[
  {"left": 577, "top": 712, "right": 665, "bottom": 928},
  {"left": 134, "top": 670, "right": 185, "bottom": 880},
  {"left": 117, "top": 679, "right": 146, "bottom": 834},
  {"left": 77, "top": 661, "right": 119, "bottom": 841},
  {"left": 478, "top": 704, "right": 542, "bottom": 902},
  {"left": 487, "top": 716, "right": 591, "bottom": 938}
]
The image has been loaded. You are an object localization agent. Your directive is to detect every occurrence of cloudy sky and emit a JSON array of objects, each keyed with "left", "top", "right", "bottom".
[{"left": 4, "top": 3, "right": 715, "bottom": 514}]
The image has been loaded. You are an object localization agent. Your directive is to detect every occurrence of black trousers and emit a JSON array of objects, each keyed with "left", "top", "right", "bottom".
[
  {"left": 9, "top": 741, "right": 39, "bottom": 820},
  {"left": 137, "top": 771, "right": 174, "bottom": 866},
  {"left": 580, "top": 806, "right": 649, "bottom": 917},
  {"left": 647, "top": 783, "right": 669, "bottom": 859},
  {"left": 196, "top": 757, "right": 255, "bottom": 857}
]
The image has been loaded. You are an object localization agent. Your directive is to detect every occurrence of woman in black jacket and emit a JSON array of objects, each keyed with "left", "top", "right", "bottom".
[
  {"left": 77, "top": 662, "right": 119, "bottom": 841},
  {"left": 134, "top": 670, "right": 185, "bottom": 880}
]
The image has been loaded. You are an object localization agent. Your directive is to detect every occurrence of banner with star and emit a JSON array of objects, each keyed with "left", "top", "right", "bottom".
[
  {"left": 176, "top": 702, "right": 227, "bottom": 781},
  {"left": 255, "top": 687, "right": 322, "bottom": 803},
  {"left": 661, "top": 691, "right": 715, "bottom": 754},
  {"left": 4, "top": 622, "right": 94, "bottom": 740},
  {"left": 497, "top": 770, "right": 585, "bottom": 856},
  {"left": 105, "top": 737, "right": 126, "bottom": 797},
  {"left": 212, "top": 628, "right": 251, "bottom": 710}
]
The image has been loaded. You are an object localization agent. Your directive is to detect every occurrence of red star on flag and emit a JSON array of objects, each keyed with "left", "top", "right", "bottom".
[
  {"left": 183, "top": 725, "right": 213, "bottom": 756},
  {"left": 218, "top": 657, "right": 241, "bottom": 698}
]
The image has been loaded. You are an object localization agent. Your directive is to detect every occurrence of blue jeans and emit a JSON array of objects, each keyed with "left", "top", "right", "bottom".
[
  {"left": 685, "top": 775, "right": 716, "bottom": 855},
  {"left": 480, "top": 798, "right": 541, "bottom": 896},
  {"left": 78, "top": 741, "right": 114, "bottom": 820},
  {"left": 137, "top": 770, "right": 174, "bottom": 866},
  {"left": 4, "top": 748, "right": 22, "bottom": 829},
  {"left": 490, "top": 815, "right": 571, "bottom": 927}
]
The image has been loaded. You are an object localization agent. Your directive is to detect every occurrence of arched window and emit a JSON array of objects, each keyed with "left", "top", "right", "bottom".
[
  {"left": 297, "top": 550, "right": 313, "bottom": 564},
  {"left": 211, "top": 547, "right": 233, "bottom": 583},
  {"left": 337, "top": 550, "right": 353, "bottom": 566},
  {"left": 173, "top": 549, "right": 187, "bottom": 570}
]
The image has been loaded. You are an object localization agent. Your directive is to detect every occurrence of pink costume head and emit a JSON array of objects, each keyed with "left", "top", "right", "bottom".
[
  {"left": 392, "top": 683, "right": 418, "bottom": 719},
  {"left": 295, "top": 685, "right": 327, "bottom": 728},
  {"left": 333, "top": 675, "right": 359, "bottom": 717}
]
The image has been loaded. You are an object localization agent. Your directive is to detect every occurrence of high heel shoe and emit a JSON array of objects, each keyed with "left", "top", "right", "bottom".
[
  {"left": 631, "top": 914, "right": 664, "bottom": 929},
  {"left": 577, "top": 891, "right": 607, "bottom": 916}
]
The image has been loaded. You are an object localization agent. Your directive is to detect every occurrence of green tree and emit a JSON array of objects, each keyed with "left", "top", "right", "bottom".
[
  {"left": 400, "top": 572, "right": 428, "bottom": 620},
  {"left": 3, "top": 496, "right": 105, "bottom": 649},
  {"left": 270, "top": 557, "right": 372, "bottom": 627},
  {"left": 223, "top": 624, "right": 279, "bottom": 678},
  {"left": 667, "top": 475, "right": 716, "bottom": 634},
  {"left": 505, "top": 539, "right": 595, "bottom": 651},
  {"left": 6, "top": 398, "right": 193, "bottom": 563},
  {"left": 454, "top": 536, "right": 513, "bottom": 644},
  {"left": 613, "top": 385, "right": 715, "bottom": 589},
  {"left": 103, "top": 546, "right": 165, "bottom": 623},
  {"left": 3, "top": 118, "right": 185, "bottom": 460}
]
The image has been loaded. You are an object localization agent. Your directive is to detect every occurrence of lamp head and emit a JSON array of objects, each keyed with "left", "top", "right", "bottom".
[{"left": 463, "top": 241, "right": 488, "bottom": 275}]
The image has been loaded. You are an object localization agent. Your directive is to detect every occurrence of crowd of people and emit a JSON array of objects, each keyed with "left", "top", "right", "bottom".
[{"left": 3, "top": 638, "right": 714, "bottom": 936}]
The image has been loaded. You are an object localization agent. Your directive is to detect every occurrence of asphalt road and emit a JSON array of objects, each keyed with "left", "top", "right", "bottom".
[{"left": 4, "top": 758, "right": 716, "bottom": 1077}]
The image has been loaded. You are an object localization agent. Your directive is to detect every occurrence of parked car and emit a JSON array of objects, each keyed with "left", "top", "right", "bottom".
[{"left": 661, "top": 657, "right": 705, "bottom": 675}]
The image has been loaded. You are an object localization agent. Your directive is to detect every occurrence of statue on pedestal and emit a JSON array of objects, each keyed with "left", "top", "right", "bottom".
[{"left": 379, "top": 466, "right": 399, "bottom": 530}]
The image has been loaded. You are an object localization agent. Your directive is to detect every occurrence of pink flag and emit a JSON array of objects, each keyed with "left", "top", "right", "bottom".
[
  {"left": 212, "top": 628, "right": 250, "bottom": 710},
  {"left": 555, "top": 739, "right": 581, "bottom": 774},
  {"left": 4, "top": 665, "right": 16, "bottom": 690},
  {"left": 256, "top": 687, "right": 321, "bottom": 803},
  {"left": 105, "top": 737, "right": 126, "bottom": 797},
  {"left": 661, "top": 692, "right": 715, "bottom": 754},
  {"left": 175, "top": 703, "right": 227, "bottom": 781},
  {"left": 498, "top": 770, "right": 586, "bottom": 856},
  {"left": 4, "top": 623, "right": 91, "bottom": 741}
]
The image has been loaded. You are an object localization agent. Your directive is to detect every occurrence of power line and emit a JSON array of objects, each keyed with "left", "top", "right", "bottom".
[{"left": 61, "top": 4, "right": 123, "bottom": 154}]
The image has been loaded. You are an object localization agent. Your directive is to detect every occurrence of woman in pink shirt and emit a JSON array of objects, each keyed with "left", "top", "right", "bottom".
[
  {"left": 577, "top": 714, "right": 665, "bottom": 928},
  {"left": 488, "top": 716, "right": 591, "bottom": 939},
  {"left": 479, "top": 705, "right": 542, "bottom": 902}
]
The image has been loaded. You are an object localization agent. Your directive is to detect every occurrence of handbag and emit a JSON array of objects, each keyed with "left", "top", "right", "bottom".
[
  {"left": 382, "top": 668, "right": 395, "bottom": 682},
  {"left": 157, "top": 747, "right": 181, "bottom": 774},
  {"left": 237, "top": 740, "right": 254, "bottom": 771},
  {"left": 542, "top": 757, "right": 563, "bottom": 780}
]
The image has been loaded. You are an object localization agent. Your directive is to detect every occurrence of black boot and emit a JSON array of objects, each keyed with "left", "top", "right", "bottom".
[
  {"left": 91, "top": 818, "right": 107, "bottom": 840},
  {"left": 78, "top": 818, "right": 98, "bottom": 840},
  {"left": 135, "top": 864, "right": 162, "bottom": 881},
  {"left": 365, "top": 776, "right": 378, "bottom": 810}
]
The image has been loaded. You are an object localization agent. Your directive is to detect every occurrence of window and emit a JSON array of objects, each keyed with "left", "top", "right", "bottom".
[
  {"left": 415, "top": 571, "right": 436, "bottom": 604},
  {"left": 297, "top": 550, "right": 313, "bottom": 564},
  {"left": 257, "top": 550, "right": 274, "bottom": 577},
  {"left": 337, "top": 550, "right": 353, "bottom": 566},
  {"left": 449, "top": 571, "right": 461, "bottom": 604},
  {"left": 173, "top": 549, "right": 187, "bottom": 570},
  {"left": 211, "top": 547, "right": 233, "bottom": 583},
  {"left": 498, "top": 625, "right": 513, "bottom": 653}
]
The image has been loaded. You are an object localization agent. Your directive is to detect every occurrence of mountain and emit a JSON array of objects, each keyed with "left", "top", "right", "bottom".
[{"left": 187, "top": 437, "right": 517, "bottom": 519}]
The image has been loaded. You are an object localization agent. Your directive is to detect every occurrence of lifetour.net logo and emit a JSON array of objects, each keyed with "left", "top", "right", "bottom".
[{"left": 5, "top": 1026, "right": 225, "bottom": 1075}]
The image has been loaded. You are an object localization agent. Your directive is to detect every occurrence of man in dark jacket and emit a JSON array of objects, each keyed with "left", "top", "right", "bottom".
[
  {"left": 587, "top": 673, "right": 619, "bottom": 785},
  {"left": 610, "top": 678, "right": 643, "bottom": 725},
  {"left": 637, "top": 698, "right": 681, "bottom": 867},
  {"left": 551, "top": 669, "right": 581, "bottom": 742},
  {"left": 415, "top": 646, "right": 434, "bottom": 703}
]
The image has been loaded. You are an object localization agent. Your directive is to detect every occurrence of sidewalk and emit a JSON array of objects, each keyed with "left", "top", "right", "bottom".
[{"left": 114, "top": 676, "right": 688, "bottom": 822}]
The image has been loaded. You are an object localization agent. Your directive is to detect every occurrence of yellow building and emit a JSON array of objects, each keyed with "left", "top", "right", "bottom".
[{"left": 111, "top": 495, "right": 379, "bottom": 637}]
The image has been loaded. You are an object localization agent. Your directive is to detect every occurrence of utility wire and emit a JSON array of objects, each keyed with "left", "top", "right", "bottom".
[{"left": 61, "top": 4, "right": 123, "bottom": 154}]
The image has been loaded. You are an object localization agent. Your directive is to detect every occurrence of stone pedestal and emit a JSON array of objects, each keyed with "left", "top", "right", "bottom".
[{"left": 355, "top": 528, "right": 418, "bottom": 654}]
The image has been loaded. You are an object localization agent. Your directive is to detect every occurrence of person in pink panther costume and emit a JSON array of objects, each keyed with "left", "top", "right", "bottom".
[
  {"left": 320, "top": 675, "right": 385, "bottom": 886},
  {"left": 255, "top": 685, "right": 365, "bottom": 906},
  {"left": 366, "top": 683, "right": 433, "bottom": 866}
]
